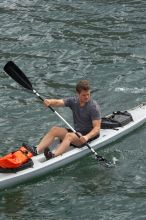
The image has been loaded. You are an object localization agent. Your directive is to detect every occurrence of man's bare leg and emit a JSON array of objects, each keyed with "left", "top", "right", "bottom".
[
  {"left": 37, "top": 127, "right": 68, "bottom": 154},
  {"left": 53, "top": 132, "right": 82, "bottom": 156}
]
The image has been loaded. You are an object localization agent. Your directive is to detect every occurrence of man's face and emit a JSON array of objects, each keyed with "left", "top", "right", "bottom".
[{"left": 78, "top": 90, "right": 91, "bottom": 103}]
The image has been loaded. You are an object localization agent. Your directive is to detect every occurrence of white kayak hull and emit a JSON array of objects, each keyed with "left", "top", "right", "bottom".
[{"left": 1, "top": 103, "right": 146, "bottom": 190}]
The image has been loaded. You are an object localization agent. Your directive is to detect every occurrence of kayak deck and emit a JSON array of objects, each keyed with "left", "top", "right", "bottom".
[{"left": 0, "top": 103, "right": 146, "bottom": 190}]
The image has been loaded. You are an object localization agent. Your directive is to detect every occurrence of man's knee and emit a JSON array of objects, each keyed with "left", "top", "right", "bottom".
[
  {"left": 49, "top": 126, "right": 60, "bottom": 136},
  {"left": 64, "top": 132, "right": 76, "bottom": 142}
]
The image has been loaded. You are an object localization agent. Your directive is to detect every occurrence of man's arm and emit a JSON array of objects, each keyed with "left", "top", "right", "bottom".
[
  {"left": 80, "top": 119, "right": 101, "bottom": 143},
  {"left": 44, "top": 99, "right": 65, "bottom": 107}
]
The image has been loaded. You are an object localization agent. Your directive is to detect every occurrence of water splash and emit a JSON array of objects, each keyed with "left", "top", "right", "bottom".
[{"left": 115, "top": 87, "right": 146, "bottom": 94}]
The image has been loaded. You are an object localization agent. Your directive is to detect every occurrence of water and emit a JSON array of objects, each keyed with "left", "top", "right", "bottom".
[{"left": 0, "top": 0, "right": 146, "bottom": 219}]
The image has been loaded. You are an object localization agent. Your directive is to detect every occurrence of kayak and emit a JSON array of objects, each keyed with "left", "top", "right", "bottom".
[{"left": 0, "top": 102, "right": 146, "bottom": 190}]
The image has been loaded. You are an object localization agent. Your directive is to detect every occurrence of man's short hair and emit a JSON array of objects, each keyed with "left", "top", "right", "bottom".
[{"left": 76, "top": 80, "right": 90, "bottom": 93}]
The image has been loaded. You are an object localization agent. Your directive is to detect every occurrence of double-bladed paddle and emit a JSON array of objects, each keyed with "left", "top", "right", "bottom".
[{"left": 4, "top": 61, "right": 112, "bottom": 167}]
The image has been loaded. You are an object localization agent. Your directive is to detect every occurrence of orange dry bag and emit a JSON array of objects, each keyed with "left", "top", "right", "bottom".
[{"left": 0, "top": 146, "right": 33, "bottom": 169}]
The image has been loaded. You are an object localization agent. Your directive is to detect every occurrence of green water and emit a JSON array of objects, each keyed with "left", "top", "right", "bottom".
[{"left": 0, "top": 0, "right": 146, "bottom": 219}]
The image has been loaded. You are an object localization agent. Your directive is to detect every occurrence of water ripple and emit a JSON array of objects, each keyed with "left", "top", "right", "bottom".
[{"left": 0, "top": 0, "right": 146, "bottom": 219}]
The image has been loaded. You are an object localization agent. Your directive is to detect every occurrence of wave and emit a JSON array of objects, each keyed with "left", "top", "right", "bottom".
[{"left": 115, "top": 87, "right": 146, "bottom": 94}]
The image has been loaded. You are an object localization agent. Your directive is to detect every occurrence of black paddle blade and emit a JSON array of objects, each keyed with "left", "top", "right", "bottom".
[{"left": 4, "top": 61, "right": 33, "bottom": 91}]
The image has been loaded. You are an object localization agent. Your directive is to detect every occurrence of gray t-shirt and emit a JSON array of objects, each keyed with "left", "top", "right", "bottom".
[{"left": 64, "top": 97, "right": 101, "bottom": 135}]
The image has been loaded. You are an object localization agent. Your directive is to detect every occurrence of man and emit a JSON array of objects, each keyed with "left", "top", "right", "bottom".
[{"left": 29, "top": 80, "right": 101, "bottom": 159}]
